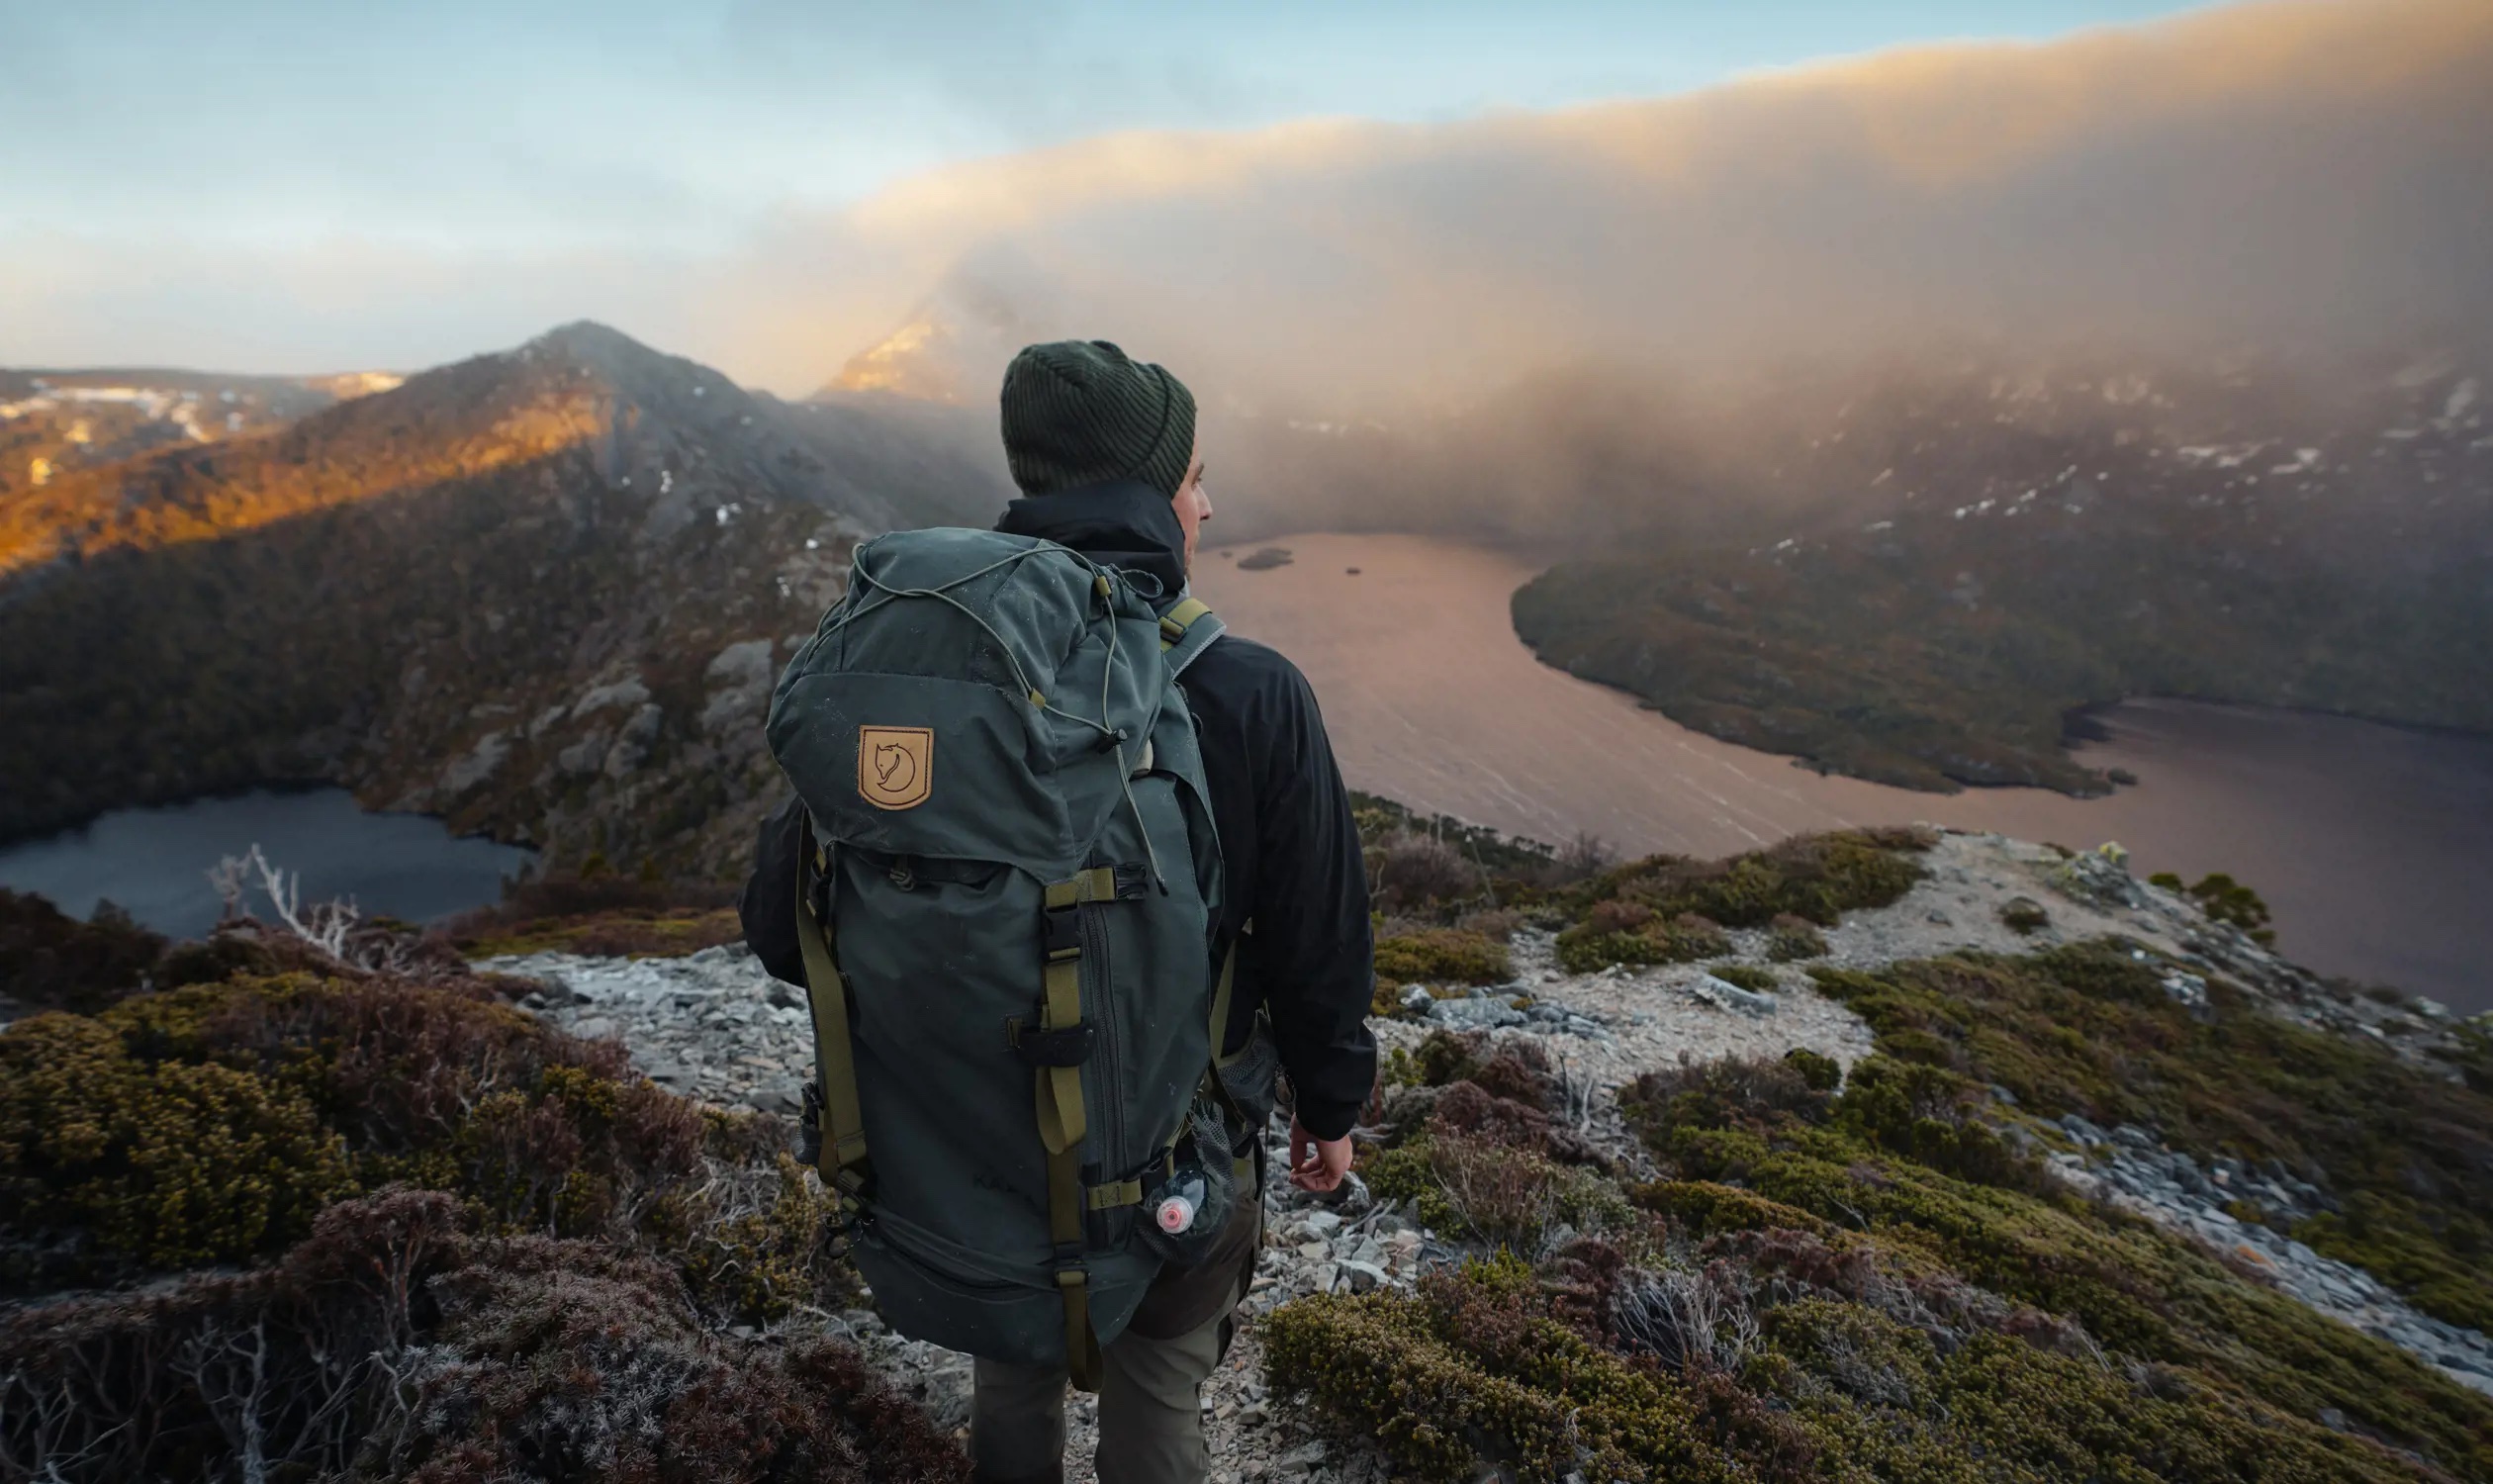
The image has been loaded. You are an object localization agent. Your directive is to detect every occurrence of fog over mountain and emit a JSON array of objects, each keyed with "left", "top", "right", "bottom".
[
  {"left": 767, "top": 0, "right": 2489, "bottom": 417},
  {"left": 12, "top": 0, "right": 2483, "bottom": 436}
]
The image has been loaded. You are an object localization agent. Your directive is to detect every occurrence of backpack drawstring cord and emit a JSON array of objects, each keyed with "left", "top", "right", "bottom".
[
  {"left": 1102, "top": 612, "right": 1170, "bottom": 895},
  {"left": 835, "top": 539, "right": 1171, "bottom": 893}
]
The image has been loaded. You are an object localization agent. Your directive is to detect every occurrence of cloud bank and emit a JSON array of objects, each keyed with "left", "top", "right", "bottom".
[
  {"left": 5, "top": 0, "right": 2486, "bottom": 415},
  {"left": 738, "top": 0, "right": 2492, "bottom": 413}
]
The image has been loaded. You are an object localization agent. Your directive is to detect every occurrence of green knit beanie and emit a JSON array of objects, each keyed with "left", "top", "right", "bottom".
[{"left": 998, "top": 339, "right": 1197, "bottom": 499}]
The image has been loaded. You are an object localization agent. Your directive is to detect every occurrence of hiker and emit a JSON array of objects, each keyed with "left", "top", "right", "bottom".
[{"left": 739, "top": 339, "right": 1377, "bottom": 1484}]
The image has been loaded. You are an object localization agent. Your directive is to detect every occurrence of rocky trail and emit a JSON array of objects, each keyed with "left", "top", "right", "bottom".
[{"left": 479, "top": 829, "right": 2493, "bottom": 1478}]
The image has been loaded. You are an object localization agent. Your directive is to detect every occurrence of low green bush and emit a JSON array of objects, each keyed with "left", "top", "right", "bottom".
[
  {"left": 1265, "top": 1254, "right": 1729, "bottom": 1484},
  {"left": 0, "top": 972, "right": 838, "bottom": 1326},
  {"left": 2150, "top": 871, "right": 2278, "bottom": 946},
  {"left": 1575, "top": 828, "right": 1932, "bottom": 928},
  {"left": 0, "top": 889, "right": 165, "bottom": 1014},
  {"left": 0, "top": 1010, "right": 356, "bottom": 1271},
  {"left": 1557, "top": 909, "right": 1731, "bottom": 973},
  {"left": 1373, "top": 927, "right": 1512, "bottom": 988},
  {"left": 1364, "top": 1133, "right": 1633, "bottom": 1252},
  {"left": 1763, "top": 913, "right": 1830, "bottom": 962},
  {"left": 1783, "top": 1047, "right": 1842, "bottom": 1091},
  {"left": 1555, "top": 829, "right": 1927, "bottom": 972},
  {"left": 1998, "top": 895, "right": 2051, "bottom": 934}
]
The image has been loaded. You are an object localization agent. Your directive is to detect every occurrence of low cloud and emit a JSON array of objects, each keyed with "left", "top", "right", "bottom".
[
  {"left": 6, "top": 0, "right": 2485, "bottom": 422},
  {"left": 727, "top": 0, "right": 2491, "bottom": 413}
]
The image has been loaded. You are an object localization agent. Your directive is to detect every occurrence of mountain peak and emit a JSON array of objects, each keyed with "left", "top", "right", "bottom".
[
  {"left": 520, "top": 320, "right": 658, "bottom": 372},
  {"left": 814, "top": 280, "right": 1037, "bottom": 406}
]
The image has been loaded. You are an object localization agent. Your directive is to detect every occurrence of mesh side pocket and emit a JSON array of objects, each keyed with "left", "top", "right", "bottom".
[{"left": 1135, "top": 1095, "right": 1237, "bottom": 1269}]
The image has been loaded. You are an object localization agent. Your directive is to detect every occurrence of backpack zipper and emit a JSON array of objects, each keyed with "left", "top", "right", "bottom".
[{"left": 1081, "top": 898, "right": 1123, "bottom": 1189}]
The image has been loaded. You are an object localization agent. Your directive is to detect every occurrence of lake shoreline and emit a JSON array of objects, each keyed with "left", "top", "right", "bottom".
[
  {"left": 1198, "top": 531, "right": 2493, "bottom": 1010},
  {"left": 0, "top": 786, "right": 537, "bottom": 940}
]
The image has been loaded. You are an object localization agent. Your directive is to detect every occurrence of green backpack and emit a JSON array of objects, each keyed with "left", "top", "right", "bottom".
[{"left": 765, "top": 526, "right": 1244, "bottom": 1387}]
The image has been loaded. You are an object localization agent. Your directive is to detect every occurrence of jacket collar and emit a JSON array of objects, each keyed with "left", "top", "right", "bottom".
[{"left": 994, "top": 480, "right": 1188, "bottom": 603}]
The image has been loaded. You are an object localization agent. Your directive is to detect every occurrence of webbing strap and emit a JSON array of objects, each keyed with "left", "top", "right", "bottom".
[
  {"left": 1049, "top": 1142, "right": 1104, "bottom": 1389},
  {"left": 1048, "top": 1147, "right": 1084, "bottom": 1246},
  {"left": 1035, "top": 869, "right": 1110, "bottom": 1156},
  {"left": 793, "top": 836, "right": 870, "bottom": 1191},
  {"left": 1039, "top": 870, "right": 1114, "bottom": 1392},
  {"left": 1087, "top": 1177, "right": 1146, "bottom": 1212},
  {"left": 1058, "top": 1257, "right": 1104, "bottom": 1393},
  {"left": 1158, "top": 598, "right": 1227, "bottom": 676},
  {"left": 1043, "top": 868, "right": 1120, "bottom": 910},
  {"left": 1036, "top": 954, "right": 1086, "bottom": 1152},
  {"left": 1157, "top": 597, "right": 1213, "bottom": 646}
]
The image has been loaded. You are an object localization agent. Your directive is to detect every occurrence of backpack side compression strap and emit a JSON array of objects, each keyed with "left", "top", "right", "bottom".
[
  {"left": 794, "top": 827, "right": 872, "bottom": 1195},
  {"left": 1041, "top": 869, "right": 1118, "bottom": 1391}
]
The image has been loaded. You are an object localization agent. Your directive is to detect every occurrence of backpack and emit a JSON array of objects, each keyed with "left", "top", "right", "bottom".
[{"left": 764, "top": 525, "right": 1245, "bottom": 1388}]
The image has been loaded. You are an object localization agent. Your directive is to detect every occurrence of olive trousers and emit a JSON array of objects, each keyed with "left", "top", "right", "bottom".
[{"left": 969, "top": 1191, "right": 1260, "bottom": 1484}]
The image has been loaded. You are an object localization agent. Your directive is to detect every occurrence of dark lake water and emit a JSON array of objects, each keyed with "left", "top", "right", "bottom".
[
  {"left": 1197, "top": 532, "right": 2493, "bottom": 1013},
  {"left": 0, "top": 788, "right": 535, "bottom": 940}
]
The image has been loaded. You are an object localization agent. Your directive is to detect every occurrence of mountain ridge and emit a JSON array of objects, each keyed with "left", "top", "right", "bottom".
[{"left": 0, "top": 322, "right": 1007, "bottom": 876}]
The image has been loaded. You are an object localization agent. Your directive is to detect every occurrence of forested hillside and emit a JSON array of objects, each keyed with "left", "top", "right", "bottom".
[{"left": 1512, "top": 351, "right": 2493, "bottom": 792}]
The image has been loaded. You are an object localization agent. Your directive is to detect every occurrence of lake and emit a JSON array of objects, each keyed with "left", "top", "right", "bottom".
[
  {"left": 0, "top": 787, "right": 535, "bottom": 940},
  {"left": 1196, "top": 532, "right": 2493, "bottom": 1012}
]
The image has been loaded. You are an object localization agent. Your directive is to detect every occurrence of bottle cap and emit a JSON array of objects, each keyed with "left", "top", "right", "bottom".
[{"left": 1154, "top": 1194, "right": 1197, "bottom": 1235}]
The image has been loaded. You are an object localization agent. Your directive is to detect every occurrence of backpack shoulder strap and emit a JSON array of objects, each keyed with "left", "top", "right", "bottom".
[{"left": 1157, "top": 597, "right": 1226, "bottom": 676}]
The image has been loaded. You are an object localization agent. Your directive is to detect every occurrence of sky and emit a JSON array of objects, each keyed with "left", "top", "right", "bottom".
[{"left": 0, "top": 0, "right": 2214, "bottom": 377}]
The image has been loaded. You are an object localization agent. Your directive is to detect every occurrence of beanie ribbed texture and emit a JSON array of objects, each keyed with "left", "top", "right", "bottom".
[{"left": 999, "top": 339, "right": 1198, "bottom": 499}]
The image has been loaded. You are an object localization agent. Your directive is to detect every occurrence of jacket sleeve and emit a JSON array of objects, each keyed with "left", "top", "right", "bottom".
[
  {"left": 1246, "top": 664, "right": 1378, "bottom": 1142},
  {"left": 739, "top": 791, "right": 808, "bottom": 988}
]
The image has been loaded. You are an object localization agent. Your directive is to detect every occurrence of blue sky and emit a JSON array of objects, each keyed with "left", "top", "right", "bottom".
[{"left": 4, "top": 1, "right": 2206, "bottom": 260}]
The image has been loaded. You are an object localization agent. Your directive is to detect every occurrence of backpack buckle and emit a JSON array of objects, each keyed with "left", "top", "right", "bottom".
[
  {"left": 1007, "top": 1018, "right": 1095, "bottom": 1067},
  {"left": 1041, "top": 906, "right": 1082, "bottom": 958}
]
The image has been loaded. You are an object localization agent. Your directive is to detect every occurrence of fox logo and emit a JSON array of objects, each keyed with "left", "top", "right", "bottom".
[{"left": 856, "top": 726, "right": 933, "bottom": 809}]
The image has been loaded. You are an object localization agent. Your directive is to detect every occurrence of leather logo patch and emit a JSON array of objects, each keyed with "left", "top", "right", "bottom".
[{"left": 857, "top": 726, "right": 933, "bottom": 810}]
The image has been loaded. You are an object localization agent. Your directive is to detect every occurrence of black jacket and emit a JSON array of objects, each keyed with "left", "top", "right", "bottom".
[{"left": 738, "top": 483, "right": 1378, "bottom": 1140}]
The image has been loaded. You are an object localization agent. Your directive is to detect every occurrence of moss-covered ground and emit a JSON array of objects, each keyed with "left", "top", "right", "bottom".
[
  {"left": 1806, "top": 940, "right": 2493, "bottom": 1337},
  {"left": 1271, "top": 965, "right": 2493, "bottom": 1482}
]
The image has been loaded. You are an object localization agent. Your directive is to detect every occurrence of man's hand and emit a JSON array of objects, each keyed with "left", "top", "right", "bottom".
[{"left": 1288, "top": 1116, "right": 1352, "bottom": 1193}]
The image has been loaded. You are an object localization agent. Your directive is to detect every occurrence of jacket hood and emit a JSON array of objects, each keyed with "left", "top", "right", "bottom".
[{"left": 993, "top": 480, "right": 1187, "bottom": 603}]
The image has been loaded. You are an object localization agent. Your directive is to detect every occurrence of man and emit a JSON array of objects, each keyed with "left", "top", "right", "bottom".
[{"left": 741, "top": 339, "right": 1376, "bottom": 1484}]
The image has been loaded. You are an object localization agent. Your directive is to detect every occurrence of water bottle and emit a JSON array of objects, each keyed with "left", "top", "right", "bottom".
[{"left": 1154, "top": 1165, "right": 1208, "bottom": 1235}]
